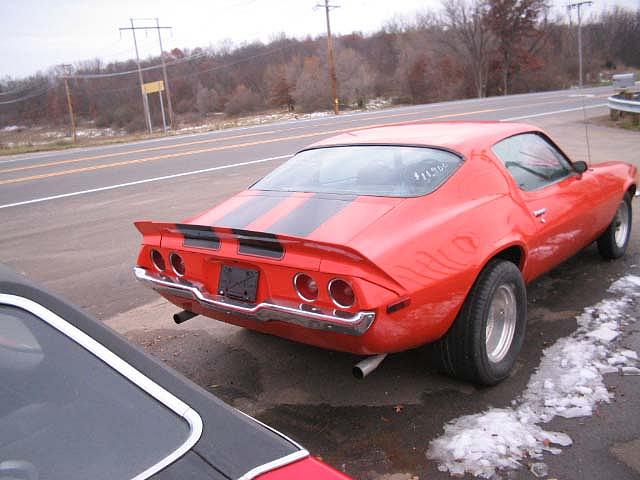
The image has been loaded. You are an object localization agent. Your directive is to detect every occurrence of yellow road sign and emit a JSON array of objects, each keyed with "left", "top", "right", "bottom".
[{"left": 143, "top": 80, "right": 165, "bottom": 94}]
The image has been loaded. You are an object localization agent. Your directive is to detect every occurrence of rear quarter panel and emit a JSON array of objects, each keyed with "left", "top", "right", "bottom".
[
  {"left": 350, "top": 150, "right": 534, "bottom": 345},
  {"left": 589, "top": 161, "right": 638, "bottom": 233}
]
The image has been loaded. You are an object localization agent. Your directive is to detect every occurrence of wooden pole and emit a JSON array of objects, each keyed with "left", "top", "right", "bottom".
[
  {"left": 324, "top": 0, "right": 339, "bottom": 114},
  {"left": 61, "top": 65, "right": 77, "bottom": 143}
]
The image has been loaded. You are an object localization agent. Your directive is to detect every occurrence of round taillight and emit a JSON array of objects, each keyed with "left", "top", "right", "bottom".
[
  {"left": 150, "top": 249, "right": 165, "bottom": 272},
  {"left": 329, "top": 279, "right": 355, "bottom": 308},
  {"left": 170, "top": 253, "right": 185, "bottom": 276},
  {"left": 294, "top": 273, "right": 319, "bottom": 302}
]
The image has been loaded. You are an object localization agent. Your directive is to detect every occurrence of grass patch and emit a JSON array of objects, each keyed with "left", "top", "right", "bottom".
[
  {"left": 0, "top": 132, "right": 162, "bottom": 157},
  {"left": 592, "top": 113, "right": 640, "bottom": 132},
  {"left": 610, "top": 115, "right": 640, "bottom": 132}
]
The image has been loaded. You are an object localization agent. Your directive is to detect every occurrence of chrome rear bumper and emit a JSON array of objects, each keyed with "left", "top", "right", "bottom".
[{"left": 133, "top": 267, "right": 376, "bottom": 336}]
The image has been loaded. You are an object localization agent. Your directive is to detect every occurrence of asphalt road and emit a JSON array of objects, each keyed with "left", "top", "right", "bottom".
[
  {"left": 0, "top": 85, "right": 618, "bottom": 318},
  {"left": 2, "top": 86, "right": 640, "bottom": 479},
  {"left": 0, "top": 87, "right": 609, "bottom": 208}
]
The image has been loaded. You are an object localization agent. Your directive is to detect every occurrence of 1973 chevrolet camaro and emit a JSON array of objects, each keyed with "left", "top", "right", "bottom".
[{"left": 134, "top": 122, "right": 637, "bottom": 385}]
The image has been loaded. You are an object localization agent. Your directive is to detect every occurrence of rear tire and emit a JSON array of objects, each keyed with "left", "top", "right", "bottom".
[
  {"left": 597, "top": 193, "right": 632, "bottom": 260},
  {"left": 431, "top": 259, "right": 527, "bottom": 386}
]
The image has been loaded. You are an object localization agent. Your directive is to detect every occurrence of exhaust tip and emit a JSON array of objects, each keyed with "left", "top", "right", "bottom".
[
  {"left": 352, "top": 354, "right": 387, "bottom": 379},
  {"left": 174, "top": 310, "right": 197, "bottom": 324},
  {"left": 352, "top": 365, "right": 366, "bottom": 380}
]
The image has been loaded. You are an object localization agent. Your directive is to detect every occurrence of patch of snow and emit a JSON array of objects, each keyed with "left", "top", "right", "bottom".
[
  {"left": 2, "top": 125, "right": 24, "bottom": 132},
  {"left": 529, "top": 462, "right": 549, "bottom": 478},
  {"left": 175, "top": 99, "right": 393, "bottom": 134},
  {"left": 612, "top": 275, "right": 640, "bottom": 289},
  {"left": 43, "top": 131, "right": 66, "bottom": 139},
  {"left": 587, "top": 323, "right": 619, "bottom": 342},
  {"left": 427, "top": 275, "right": 640, "bottom": 478},
  {"left": 620, "top": 349, "right": 638, "bottom": 360},
  {"left": 75, "top": 127, "right": 121, "bottom": 138}
]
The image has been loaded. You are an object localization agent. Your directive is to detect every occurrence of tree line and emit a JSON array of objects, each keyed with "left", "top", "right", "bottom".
[{"left": 1, "top": 0, "right": 638, "bottom": 133}]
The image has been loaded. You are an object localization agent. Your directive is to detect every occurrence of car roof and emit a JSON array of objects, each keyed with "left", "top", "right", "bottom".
[
  {"left": 0, "top": 264, "right": 302, "bottom": 479},
  {"left": 308, "top": 121, "right": 541, "bottom": 157}
]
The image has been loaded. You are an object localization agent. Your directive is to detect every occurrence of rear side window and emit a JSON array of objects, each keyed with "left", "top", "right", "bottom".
[
  {"left": 252, "top": 145, "right": 463, "bottom": 197},
  {"left": 492, "top": 133, "right": 572, "bottom": 191}
]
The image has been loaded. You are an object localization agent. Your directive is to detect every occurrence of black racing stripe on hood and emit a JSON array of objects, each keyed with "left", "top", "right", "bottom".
[
  {"left": 216, "top": 195, "right": 286, "bottom": 229},
  {"left": 267, "top": 195, "right": 356, "bottom": 237},
  {"left": 175, "top": 224, "right": 220, "bottom": 249}
]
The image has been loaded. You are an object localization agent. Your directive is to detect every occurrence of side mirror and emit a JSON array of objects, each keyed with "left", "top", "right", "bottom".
[{"left": 573, "top": 161, "right": 588, "bottom": 174}]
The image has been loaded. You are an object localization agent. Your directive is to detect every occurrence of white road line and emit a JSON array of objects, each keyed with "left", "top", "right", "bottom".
[
  {"left": 0, "top": 154, "right": 291, "bottom": 210},
  {"left": 500, "top": 103, "right": 606, "bottom": 121},
  {"left": 0, "top": 102, "right": 612, "bottom": 211},
  {"left": 0, "top": 87, "right": 610, "bottom": 166}
]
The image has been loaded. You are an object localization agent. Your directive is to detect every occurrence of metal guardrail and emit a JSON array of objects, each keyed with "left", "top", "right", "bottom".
[{"left": 608, "top": 93, "right": 640, "bottom": 115}]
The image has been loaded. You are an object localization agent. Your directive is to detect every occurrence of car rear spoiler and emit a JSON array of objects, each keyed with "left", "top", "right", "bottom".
[{"left": 134, "top": 221, "right": 403, "bottom": 294}]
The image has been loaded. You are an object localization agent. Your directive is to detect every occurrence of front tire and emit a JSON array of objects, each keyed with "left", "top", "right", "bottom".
[
  {"left": 431, "top": 259, "right": 527, "bottom": 386},
  {"left": 597, "top": 193, "right": 632, "bottom": 260}
]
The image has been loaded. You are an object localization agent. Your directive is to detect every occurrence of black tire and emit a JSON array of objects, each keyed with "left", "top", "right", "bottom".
[
  {"left": 431, "top": 259, "right": 527, "bottom": 386},
  {"left": 597, "top": 193, "right": 633, "bottom": 260}
]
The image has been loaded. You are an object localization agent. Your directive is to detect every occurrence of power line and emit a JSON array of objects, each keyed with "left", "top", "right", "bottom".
[
  {"left": 1, "top": 43, "right": 290, "bottom": 107},
  {"left": 65, "top": 49, "right": 211, "bottom": 79},
  {"left": 0, "top": 81, "right": 53, "bottom": 98},
  {"left": 79, "top": 44, "right": 288, "bottom": 82},
  {"left": 169, "top": 45, "right": 289, "bottom": 80},
  {"left": 0, "top": 87, "right": 36, "bottom": 97},
  {"left": 0, "top": 85, "right": 56, "bottom": 105}
]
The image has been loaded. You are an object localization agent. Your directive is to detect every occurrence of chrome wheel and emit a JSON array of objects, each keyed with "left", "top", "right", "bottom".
[
  {"left": 614, "top": 201, "right": 630, "bottom": 248},
  {"left": 485, "top": 284, "right": 517, "bottom": 363}
]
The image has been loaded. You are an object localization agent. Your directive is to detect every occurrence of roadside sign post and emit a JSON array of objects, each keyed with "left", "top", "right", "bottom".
[
  {"left": 158, "top": 89, "right": 167, "bottom": 133},
  {"left": 143, "top": 80, "right": 168, "bottom": 134}
]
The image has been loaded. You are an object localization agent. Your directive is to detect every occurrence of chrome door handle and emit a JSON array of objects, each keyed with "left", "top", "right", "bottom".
[{"left": 533, "top": 208, "right": 547, "bottom": 217}]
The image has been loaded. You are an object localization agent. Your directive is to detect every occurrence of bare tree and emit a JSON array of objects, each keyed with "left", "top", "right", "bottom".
[
  {"left": 441, "top": 0, "right": 495, "bottom": 98},
  {"left": 486, "top": 0, "right": 548, "bottom": 95},
  {"left": 224, "top": 84, "right": 261, "bottom": 116},
  {"left": 334, "top": 48, "right": 375, "bottom": 107},
  {"left": 264, "top": 64, "right": 295, "bottom": 111},
  {"left": 293, "top": 56, "right": 331, "bottom": 112},
  {"left": 195, "top": 85, "right": 220, "bottom": 114}
]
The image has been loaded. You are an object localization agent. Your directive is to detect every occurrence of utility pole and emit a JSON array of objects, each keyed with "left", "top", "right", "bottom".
[
  {"left": 156, "top": 18, "right": 175, "bottom": 129},
  {"left": 120, "top": 19, "right": 154, "bottom": 134},
  {"left": 60, "top": 64, "right": 77, "bottom": 143},
  {"left": 316, "top": 1, "right": 340, "bottom": 114},
  {"left": 567, "top": 1, "right": 593, "bottom": 88}
]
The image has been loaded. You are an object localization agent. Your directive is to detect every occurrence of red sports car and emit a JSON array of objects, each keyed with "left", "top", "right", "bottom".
[{"left": 134, "top": 121, "right": 636, "bottom": 385}]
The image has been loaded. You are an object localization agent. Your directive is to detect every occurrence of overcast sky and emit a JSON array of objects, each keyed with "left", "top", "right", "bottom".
[{"left": 1, "top": 0, "right": 638, "bottom": 79}]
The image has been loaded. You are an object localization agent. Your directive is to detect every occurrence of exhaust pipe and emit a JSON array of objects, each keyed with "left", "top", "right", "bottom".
[
  {"left": 352, "top": 354, "right": 387, "bottom": 379},
  {"left": 173, "top": 310, "right": 197, "bottom": 324}
]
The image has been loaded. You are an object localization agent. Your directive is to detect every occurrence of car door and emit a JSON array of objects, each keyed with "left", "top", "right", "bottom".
[{"left": 492, "top": 132, "right": 599, "bottom": 278}]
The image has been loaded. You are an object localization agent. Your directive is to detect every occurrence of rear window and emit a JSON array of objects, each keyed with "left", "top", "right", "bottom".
[
  {"left": 0, "top": 303, "right": 192, "bottom": 480},
  {"left": 252, "top": 145, "right": 463, "bottom": 197}
]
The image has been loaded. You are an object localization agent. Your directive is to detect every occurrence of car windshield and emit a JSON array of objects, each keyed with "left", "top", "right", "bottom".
[
  {"left": 0, "top": 304, "right": 191, "bottom": 480},
  {"left": 252, "top": 145, "right": 463, "bottom": 197}
]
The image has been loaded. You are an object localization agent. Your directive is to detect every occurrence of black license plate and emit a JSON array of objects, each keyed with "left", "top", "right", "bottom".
[{"left": 218, "top": 265, "right": 259, "bottom": 303}]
